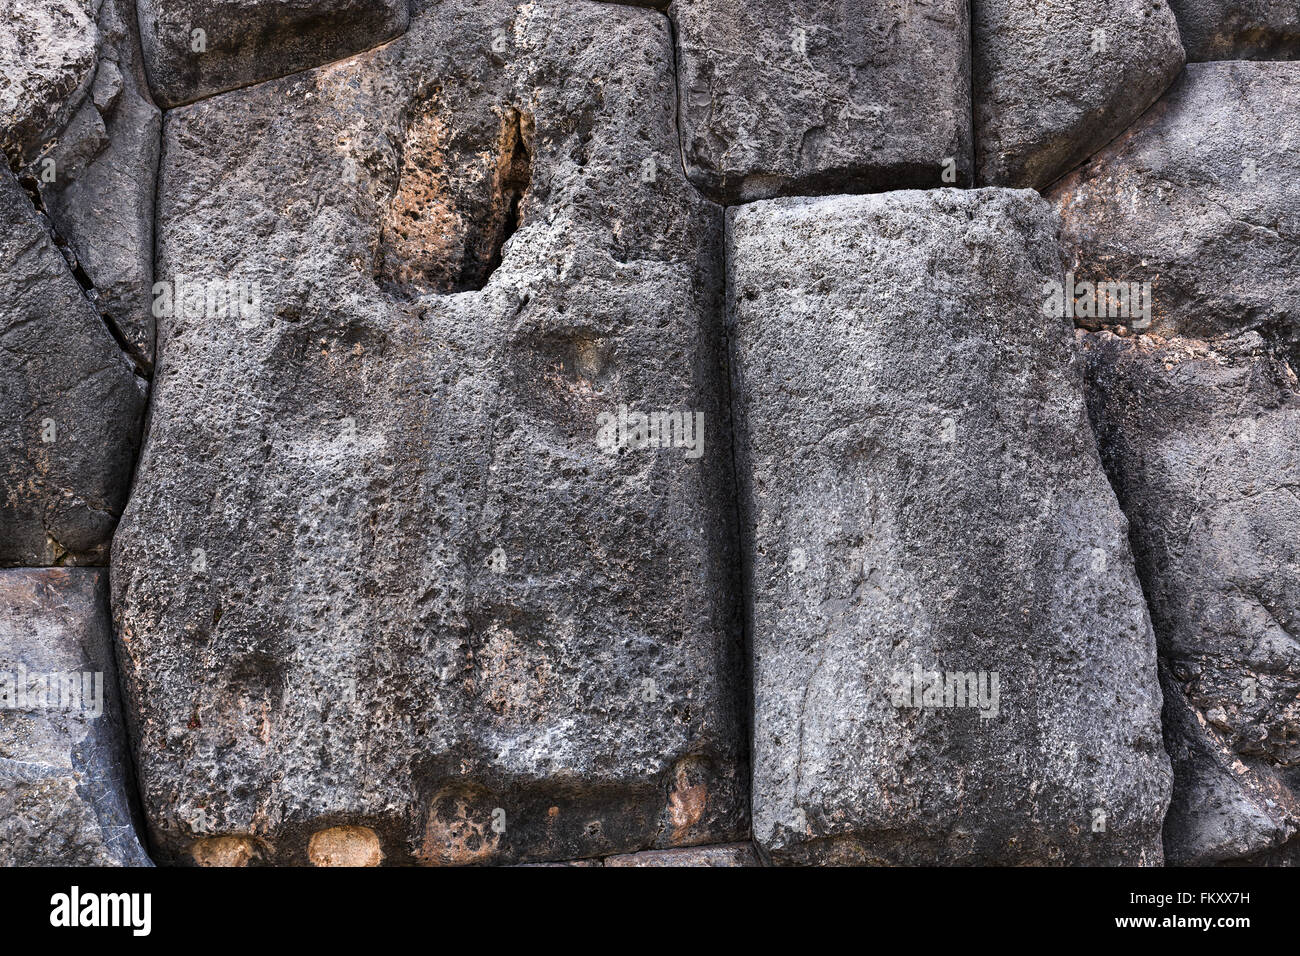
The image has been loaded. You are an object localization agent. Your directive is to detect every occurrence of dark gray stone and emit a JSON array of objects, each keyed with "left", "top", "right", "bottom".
[
  {"left": 973, "top": 0, "right": 1184, "bottom": 189},
  {"left": 0, "top": 168, "right": 147, "bottom": 567},
  {"left": 1168, "top": 0, "right": 1300, "bottom": 60},
  {"left": 31, "top": 0, "right": 162, "bottom": 370},
  {"left": 728, "top": 188, "right": 1171, "bottom": 865},
  {"left": 136, "top": 0, "right": 411, "bottom": 108},
  {"left": 671, "top": 0, "right": 972, "bottom": 204},
  {"left": 1082, "top": 330, "right": 1300, "bottom": 865},
  {"left": 113, "top": 0, "right": 745, "bottom": 867},
  {"left": 0, "top": 568, "right": 152, "bottom": 866},
  {"left": 1051, "top": 61, "right": 1300, "bottom": 359}
]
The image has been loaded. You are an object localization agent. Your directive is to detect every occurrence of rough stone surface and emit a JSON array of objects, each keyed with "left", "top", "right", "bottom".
[
  {"left": 0, "top": 568, "right": 151, "bottom": 866},
  {"left": 604, "top": 842, "right": 760, "bottom": 866},
  {"left": 671, "top": 0, "right": 972, "bottom": 204},
  {"left": 1168, "top": 0, "right": 1300, "bottom": 60},
  {"left": 729, "top": 189, "right": 1171, "bottom": 865},
  {"left": 1082, "top": 331, "right": 1300, "bottom": 865},
  {"left": 0, "top": 169, "right": 148, "bottom": 567},
  {"left": 136, "top": 0, "right": 411, "bottom": 108},
  {"left": 973, "top": 0, "right": 1184, "bottom": 189},
  {"left": 113, "top": 0, "right": 745, "bottom": 867},
  {"left": 29, "top": 0, "right": 162, "bottom": 370},
  {"left": 1051, "top": 61, "right": 1300, "bottom": 358},
  {"left": 0, "top": 0, "right": 99, "bottom": 166}
]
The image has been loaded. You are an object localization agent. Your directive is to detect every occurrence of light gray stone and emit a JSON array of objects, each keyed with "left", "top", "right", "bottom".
[
  {"left": 0, "top": 168, "right": 147, "bottom": 567},
  {"left": 729, "top": 188, "right": 1171, "bottom": 865},
  {"left": 0, "top": 568, "right": 152, "bottom": 866},
  {"left": 1051, "top": 61, "right": 1300, "bottom": 359},
  {"left": 604, "top": 842, "right": 761, "bottom": 866},
  {"left": 973, "top": 0, "right": 1184, "bottom": 189},
  {"left": 0, "top": 0, "right": 99, "bottom": 166},
  {"left": 113, "top": 0, "right": 745, "bottom": 867},
  {"left": 671, "top": 0, "right": 972, "bottom": 204},
  {"left": 136, "top": 0, "right": 411, "bottom": 108},
  {"left": 1081, "top": 331, "right": 1300, "bottom": 865}
]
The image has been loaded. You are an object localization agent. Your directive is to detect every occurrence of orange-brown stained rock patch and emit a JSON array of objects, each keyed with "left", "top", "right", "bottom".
[
  {"left": 190, "top": 835, "right": 262, "bottom": 867},
  {"left": 419, "top": 785, "right": 502, "bottom": 866},
  {"left": 308, "top": 825, "right": 384, "bottom": 867}
]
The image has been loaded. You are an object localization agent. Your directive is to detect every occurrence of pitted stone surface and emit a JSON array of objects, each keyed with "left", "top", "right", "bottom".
[
  {"left": 113, "top": 0, "right": 745, "bottom": 867},
  {"left": 729, "top": 188, "right": 1171, "bottom": 865},
  {"left": 671, "top": 0, "right": 972, "bottom": 204},
  {"left": 1167, "top": 0, "right": 1300, "bottom": 60},
  {"left": 973, "top": 0, "right": 1184, "bottom": 189},
  {"left": 1051, "top": 62, "right": 1300, "bottom": 358},
  {"left": 1082, "top": 331, "right": 1300, "bottom": 865}
]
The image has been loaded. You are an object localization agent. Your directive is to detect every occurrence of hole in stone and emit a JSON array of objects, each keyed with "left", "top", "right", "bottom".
[{"left": 377, "top": 101, "right": 532, "bottom": 295}]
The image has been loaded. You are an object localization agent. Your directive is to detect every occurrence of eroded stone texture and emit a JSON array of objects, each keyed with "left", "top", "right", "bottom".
[
  {"left": 0, "top": 568, "right": 151, "bottom": 866},
  {"left": 604, "top": 842, "right": 761, "bottom": 866},
  {"left": 1168, "top": 0, "right": 1300, "bottom": 60},
  {"left": 671, "top": 0, "right": 972, "bottom": 204},
  {"left": 0, "top": 0, "right": 99, "bottom": 166},
  {"left": 28, "top": 0, "right": 162, "bottom": 370},
  {"left": 1051, "top": 61, "right": 1300, "bottom": 358},
  {"left": 973, "top": 0, "right": 1184, "bottom": 189},
  {"left": 1082, "top": 331, "right": 1300, "bottom": 865},
  {"left": 0, "top": 169, "right": 148, "bottom": 566},
  {"left": 136, "top": 0, "right": 411, "bottom": 108},
  {"left": 114, "top": 0, "right": 745, "bottom": 867},
  {"left": 729, "top": 189, "right": 1170, "bottom": 865}
]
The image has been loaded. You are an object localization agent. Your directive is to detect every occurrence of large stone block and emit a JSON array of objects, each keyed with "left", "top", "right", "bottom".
[
  {"left": 1082, "top": 331, "right": 1300, "bottom": 864},
  {"left": 113, "top": 0, "right": 745, "bottom": 867},
  {"left": 728, "top": 188, "right": 1171, "bottom": 865},
  {"left": 136, "top": 0, "right": 410, "bottom": 108},
  {"left": 0, "top": 169, "right": 148, "bottom": 566},
  {"left": 671, "top": 0, "right": 972, "bottom": 204},
  {"left": 1051, "top": 61, "right": 1300, "bottom": 357},
  {"left": 0, "top": 568, "right": 151, "bottom": 866},
  {"left": 973, "top": 0, "right": 1184, "bottom": 189}
]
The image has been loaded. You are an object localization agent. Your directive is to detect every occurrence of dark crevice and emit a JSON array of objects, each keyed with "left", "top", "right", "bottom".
[{"left": 16, "top": 171, "right": 149, "bottom": 380}]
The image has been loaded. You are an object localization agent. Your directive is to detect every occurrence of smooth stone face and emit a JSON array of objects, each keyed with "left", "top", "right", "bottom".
[
  {"left": 1167, "top": 0, "right": 1300, "bottom": 60},
  {"left": 729, "top": 188, "right": 1171, "bottom": 865},
  {"left": 0, "top": 568, "right": 151, "bottom": 866},
  {"left": 1051, "top": 61, "right": 1300, "bottom": 358},
  {"left": 671, "top": 0, "right": 972, "bottom": 204},
  {"left": 1081, "top": 331, "right": 1300, "bottom": 864},
  {"left": 0, "top": 0, "right": 99, "bottom": 166},
  {"left": 973, "top": 0, "right": 1184, "bottom": 189},
  {"left": 32, "top": 0, "right": 162, "bottom": 370},
  {"left": 136, "top": 0, "right": 411, "bottom": 108},
  {"left": 0, "top": 169, "right": 147, "bottom": 566},
  {"left": 114, "top": 0, "right": 745, "bottom": 867}
]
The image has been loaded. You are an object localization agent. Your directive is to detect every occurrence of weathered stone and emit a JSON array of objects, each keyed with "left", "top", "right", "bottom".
[
  {"left": 1167, "top": 0, "right": 1300, "bottom": 60},
  {"left": 30, "top": 0, "right": 162, "bottom": 370},
  {"left": 1081, "top": 331, "right": 1300, "bottom": 865},
  {"left": 0, "top": 568, "right": 151, "bottom": 866},
  {"left": 729, "top": 188, "right": 1170, "bottom": 865},
  {"left": 136, "top": 0, "right": 411, "bottom": 108},
  {"left": 1051, "top": 61, "right": 1300, "bottom": 358},
  {"left": 973, "top": 0, "right": 1184, "bottom": 189},
  {"left": 0, "top": 169, "right": 147, "bottom": 566},
  {"left": 604, "top": 842, "right": 761, "bottom": 866},
  {"left": 113, "top": 0, "right": 745, "bottom": 867},
  {"left": 671, "top": 0, "right": 972, "bottom": 204},
  {"left": 0, "top": 0, "right": 99, "bottom": 166}
]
